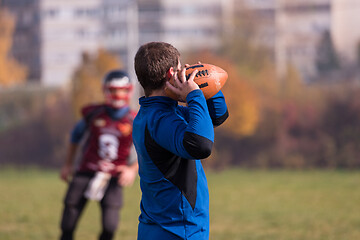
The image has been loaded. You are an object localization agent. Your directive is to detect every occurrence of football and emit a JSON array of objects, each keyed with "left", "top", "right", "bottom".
[{"left": 165, "top": 63, "right": 228, "bottom": 100}]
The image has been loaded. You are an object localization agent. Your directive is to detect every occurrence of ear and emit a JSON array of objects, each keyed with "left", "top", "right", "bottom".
[{"left": 166, "top": 67, "right": 175, "bottom": 80}]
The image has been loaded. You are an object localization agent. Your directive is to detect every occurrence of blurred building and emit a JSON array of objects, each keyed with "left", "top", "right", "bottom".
[
  {"left": 332, "top": 0, "right": 360, "bottom": 64},
  {"left": 1, "top": 0, "right": 137, "bottom": 86},
  {"left": 137, "top": 0, "right": 224, "bottom": 51},
  {"left": 235, "top": 0, "right": 277, "bottom": 49},
  {"left": 40, "top": 0, "right": 102, "bottom": 86},
  {"left": 101, "top": 0, "right": 138, "bottom": 81},
  {"left": 275, "top": 0, "right": 332, "bottom": 81},
  {"left": 2, "top": 0, "right": 360, "bottom": 86},
  {"left": 240, "top": 0, "right": 360, "bottom": 81},
  {"left": 237, "top": 0, "right": 332, "bottom": 81}
]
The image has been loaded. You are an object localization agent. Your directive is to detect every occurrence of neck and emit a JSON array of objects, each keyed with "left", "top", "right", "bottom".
[{"left": 148, "top": 88, "right": 167, "bottom": 97}]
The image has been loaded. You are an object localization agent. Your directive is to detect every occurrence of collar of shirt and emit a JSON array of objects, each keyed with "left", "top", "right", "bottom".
[
  {"left": 139, "top": 96, "right": 178, "bottom": 109},
  {"left": 105, "top": 105, "right": 130, "bottom": 120}
]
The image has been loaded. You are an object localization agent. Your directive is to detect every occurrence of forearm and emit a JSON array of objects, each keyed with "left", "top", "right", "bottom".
[
  {"left": 60, "top": 143, "right": 78, "bottom": 182},
  {"left": 206, "top": 90, "right": 229, "bottom": 127},
  {"left": 183, "top": 90, "right": 214, "bottom": 159},
  {"left": 185, "top": 90, "right": 214, "bottom": 140},
  {"left": 117, "top": 161, "right": 138, "bottom": 187}
]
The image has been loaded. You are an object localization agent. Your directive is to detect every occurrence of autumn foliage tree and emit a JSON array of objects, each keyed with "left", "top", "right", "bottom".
[
  {"left": 212, "top": 8, "right": 358, "bottom": 169},
  {"left": 71, "top": 48, "right": 123, "bottom": 119},
  {"left": 0, "top": 7, "right": 27, "bottom": 87},
  {"left": 182, "top": 5, "right": 351, "bottom": 169}
]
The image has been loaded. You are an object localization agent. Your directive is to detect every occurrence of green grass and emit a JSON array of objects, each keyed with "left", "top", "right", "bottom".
[{"left": 0, "top": 168, "right": 359, "bottom": 240}]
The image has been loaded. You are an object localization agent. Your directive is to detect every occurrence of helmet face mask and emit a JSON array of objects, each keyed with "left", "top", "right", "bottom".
[{"left": 103, "top": 70, "right": 133, "bottom": 108}]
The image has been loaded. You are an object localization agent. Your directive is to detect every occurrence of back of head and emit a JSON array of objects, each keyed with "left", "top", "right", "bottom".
[{"left": 134, "top": 42, "right": 180, "bottom": 96}]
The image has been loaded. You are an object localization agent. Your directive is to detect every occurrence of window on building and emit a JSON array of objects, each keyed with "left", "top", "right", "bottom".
[
  {"left": 74, "top": 8, "right": 98, "bottom": 18},
  {"left": 75, "top": 8, "right": 86, "bottom": 17},
  {"left": 43, "top": 8, "right": 59, "bottom": 18}
]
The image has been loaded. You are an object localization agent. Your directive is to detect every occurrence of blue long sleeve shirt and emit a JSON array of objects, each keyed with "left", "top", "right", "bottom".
[{"left": 132, "top": 89, "right": 228, "bottom": 240}]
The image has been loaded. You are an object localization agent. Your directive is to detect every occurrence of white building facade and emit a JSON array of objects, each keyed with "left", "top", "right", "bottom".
[
  {"left": 239, "top": 0, "right": 360, "bottom": 81},
  {"left": 275, "top": 0, "right": 332, "bottom": 81},
  {"left": 332, "top": 0, "right": 360, "bottom": 64},
  {"left": 137, "top": 0, "right": 225, "bottom": 52},
  {"left": 2, "top": 0, "right": 138, "bottom": 86},
  {"left": 40, "top": 0, "right": 102, "bottom": 86},
  {"left": 40, "top": 0, "right": 139, "bottom": 86},
  {"left": 3, "top": 0, "right": 360, "bottom": 85}
]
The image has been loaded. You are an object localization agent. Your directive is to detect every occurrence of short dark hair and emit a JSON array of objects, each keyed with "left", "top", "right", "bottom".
[{"left": 134, "top": 42, "right": 180, "bottom": 96}]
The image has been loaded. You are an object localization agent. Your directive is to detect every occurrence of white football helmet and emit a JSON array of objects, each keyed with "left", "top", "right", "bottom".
[{"left": 103, "top": 70, "right": 133, "bottom": 108}]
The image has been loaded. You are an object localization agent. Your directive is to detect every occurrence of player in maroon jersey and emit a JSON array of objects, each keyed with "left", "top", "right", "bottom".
[{"left": 59, "top": 70, "right": 138, "bottom": 240}]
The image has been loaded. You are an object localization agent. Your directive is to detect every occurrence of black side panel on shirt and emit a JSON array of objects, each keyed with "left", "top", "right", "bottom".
[
  {"left": 183, "top": 132, "right": 213, "bottom": 159},
  {"left": 145, "top": 125, "right": 197, "bottom": 210}
]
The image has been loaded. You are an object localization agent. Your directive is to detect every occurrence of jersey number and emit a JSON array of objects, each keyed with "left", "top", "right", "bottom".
[{"left": 98, "top": 134, "right": 119, "bottom": 161}]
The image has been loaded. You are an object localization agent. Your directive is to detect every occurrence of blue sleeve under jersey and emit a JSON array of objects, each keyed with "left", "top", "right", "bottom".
[{"left": 70, "top": 119, "right": 87, "bottom": 144}]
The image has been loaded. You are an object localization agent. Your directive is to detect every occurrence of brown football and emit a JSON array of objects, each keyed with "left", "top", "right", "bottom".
[{"left": 165, "top": 63, "right": 228, "bottom": 100}]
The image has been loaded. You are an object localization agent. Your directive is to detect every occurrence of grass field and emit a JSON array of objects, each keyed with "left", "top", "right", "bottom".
[{"left": 0, "top": 168, "right": 359, "bottom": 240}]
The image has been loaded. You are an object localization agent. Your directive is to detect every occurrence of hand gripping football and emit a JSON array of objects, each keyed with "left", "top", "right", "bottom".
[{"left": 165, "top": 63, "right": 228, "bottom": 100}]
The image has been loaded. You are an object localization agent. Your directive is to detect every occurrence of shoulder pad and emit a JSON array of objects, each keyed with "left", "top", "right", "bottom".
[
  {"left": 81, "top": 104, "right": 106, "bottom": 124},
  {"left": 81, "top": 104, "right": 105, "bottom": 118}
]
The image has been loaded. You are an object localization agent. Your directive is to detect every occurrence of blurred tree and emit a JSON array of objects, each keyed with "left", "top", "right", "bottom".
[
  {"left": 203, "top": 4, "right": 337, "bottom": 169},
  {"left": 321, "top": 85, "right": 360, "bottom": 168},
  {"left": 221, "top": 66, "right": 260, "bottom": 137},
  {"left": 185, "top": 4, "right": 360, "bottom": 169},
  {"left": 0, "top": 7, "right": 27, "bottom": 87},
  {"left": 316, "top": 30, "right": 340, "bottom": 73},
  {"left": 71, "top": 48, "right": 123, "bottom": 119},
  {"left": 0, "top": 87, "right": 73, "bottom": 167}
]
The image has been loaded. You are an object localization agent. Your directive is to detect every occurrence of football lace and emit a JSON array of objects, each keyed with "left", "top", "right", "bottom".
[{"left": 186, "top": 69, "right": 209, "bottom": 80}]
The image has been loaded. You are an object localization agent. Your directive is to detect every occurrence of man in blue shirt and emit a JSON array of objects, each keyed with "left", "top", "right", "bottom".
[{"left": 133, "top": 42, "right": 228, "bottom": 240}]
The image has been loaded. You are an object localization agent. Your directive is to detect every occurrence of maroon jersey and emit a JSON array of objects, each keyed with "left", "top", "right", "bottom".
[{"left": 78, "top": 104, "right": 136, "bottom": 176}]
